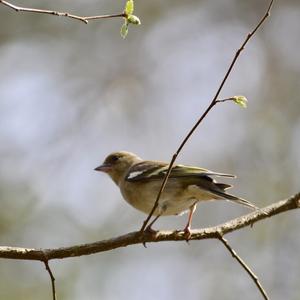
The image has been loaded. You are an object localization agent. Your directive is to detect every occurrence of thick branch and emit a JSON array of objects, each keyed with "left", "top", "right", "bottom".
[{"left": 0, "top": 192, "right": 298, "bottom": 261}]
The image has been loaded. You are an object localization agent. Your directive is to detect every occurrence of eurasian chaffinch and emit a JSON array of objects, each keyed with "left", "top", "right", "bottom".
[{"left": 95, "top": 151, "right": 258, "bottom": 234}]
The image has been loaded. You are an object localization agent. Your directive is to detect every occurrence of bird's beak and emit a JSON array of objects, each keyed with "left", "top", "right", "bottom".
[{"left": 94, "top": 163, "right": 112, "bottom": 173}]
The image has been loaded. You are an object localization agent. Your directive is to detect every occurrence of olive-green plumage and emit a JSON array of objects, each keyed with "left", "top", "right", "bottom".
[{"left": 95, "top": 151, "right": 258, "bottom": 232}]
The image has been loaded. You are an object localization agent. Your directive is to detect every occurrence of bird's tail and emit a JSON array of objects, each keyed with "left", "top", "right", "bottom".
[{"left": 211, "top": 189, "right": 259, "bottom": 210}]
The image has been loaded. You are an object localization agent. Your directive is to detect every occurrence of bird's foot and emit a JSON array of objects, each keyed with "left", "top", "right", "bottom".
[
  {"left": 183, "top": 226, "right": 192, "bottom": 243},
  {"left": 144, "top": 225, "right": 158, "bottom": 235},
  {"left": 174, "top": 226, "right": 192, "bottom": 243},
  {"left": 141, "top": 225, "right": 158, "bottom": 248}
]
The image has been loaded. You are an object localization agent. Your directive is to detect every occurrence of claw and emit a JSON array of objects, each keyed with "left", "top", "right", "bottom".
[
  {"left": 145, "top": 225, "right": 158, "bottom": 235},
  {"left": 142, "top": 225, "right": 158, "bottom": 248},
  {"left": 183, "top": 225, "right": 192, "bottom": 242}
]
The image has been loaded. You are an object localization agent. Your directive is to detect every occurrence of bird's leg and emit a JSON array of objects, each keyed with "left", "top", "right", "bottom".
[
  {"left": 182, "top": 203, "right": 197, "bottom": 240},
  {"left": 145, "top": 214, "right": 161, "bottom": 234},
  {"left": 142, "top": 215, "right": 161, "bottom": 248},
  {"left": 145, "top": 203, "right": 167, "bottom": 233}
]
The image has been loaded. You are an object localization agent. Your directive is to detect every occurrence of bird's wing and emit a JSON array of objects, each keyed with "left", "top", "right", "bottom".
[
  {"left": 169, "top": 164, "right": 236, "bottom": 178},
  {"left": 125, "top": 161, "right": 235, "bottom": 182},
  {"left": 125, "top": 161, "right": 168, "bottom": 182}
]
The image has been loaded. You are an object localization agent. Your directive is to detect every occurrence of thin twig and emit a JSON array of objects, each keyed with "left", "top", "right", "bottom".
[
  {"left": 84, "top": 14, "right": 125, "bottom": 21},
  {"left": 0, "top": 0, "right": 126, "bottom": 24},
  {"left": 0, "top": 192, "right": 298, "bottom": 261},
  {"left": 44, "top": 260, "right": 57, "bottom": 300},
  {"left": 218, "top": 234, "right": 269, "bottom": 300},
  {"left": 215, "top": 97, "right": 235, "bottom": 104},
  {"left": 140, "top": 0, "right": 274, "bottom": 232}
]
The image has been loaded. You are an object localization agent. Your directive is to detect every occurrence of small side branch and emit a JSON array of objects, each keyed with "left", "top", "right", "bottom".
[
  {"left": 44, "top": 260, "right": 57, "bottom": 300},
  {"left": 0, "top": 0, "right": 126, "bottom": 24},
  {"left": 218, "top": 234, "right": 269, "bottom": 300}
]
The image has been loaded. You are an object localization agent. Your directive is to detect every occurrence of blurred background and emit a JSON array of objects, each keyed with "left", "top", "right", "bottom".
[{"left": 0, "top": 0, "right": 299, "bottom": 299}]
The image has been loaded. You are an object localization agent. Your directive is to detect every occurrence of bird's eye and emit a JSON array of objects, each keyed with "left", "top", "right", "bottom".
[{"left": 110, "top": 155, "right": 119, "bottom": 163}]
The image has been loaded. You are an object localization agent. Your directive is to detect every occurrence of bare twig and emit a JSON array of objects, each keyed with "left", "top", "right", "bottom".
[
  {"left": 215, "top": 97, "right": 236, "bottom": 104},
  {"left": 44, "top": 260, "right": 57, "bottom": 300},
  {"left": 0, "top": 192, "right": 298, "bottom": 261},
  {"left": 218, "top": 234, "right": 269, "bottom": 300},
  {"left": 140, "top": 0, "right": 275, "bottom": 232},
  {"left": 0, "top": 0, "right": 126, "bottom": 24}
]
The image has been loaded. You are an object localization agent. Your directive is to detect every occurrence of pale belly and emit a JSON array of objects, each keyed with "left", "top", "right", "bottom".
[
  {"left": 123, "top": 193, "right": 197, "bottom": 216},
  {"left": 120, "top": 180, "right": 216, "bottom": 216}
]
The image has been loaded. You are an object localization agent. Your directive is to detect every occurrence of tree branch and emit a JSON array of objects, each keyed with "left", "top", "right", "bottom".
[
  {"left": 0, "top": 192, "right": 298, "bottom": 261},
  {"left": 44, "top": 260, "right": 57, "bottom": 300},
  {"left": 0, "top": 0, "right": 126, "bottom": 24},
  {"left": 140, "top": 0, "right": 275, "bottom": 231},
  {"left": 218, "top": 235, "right": 269, "bottom": 300}
]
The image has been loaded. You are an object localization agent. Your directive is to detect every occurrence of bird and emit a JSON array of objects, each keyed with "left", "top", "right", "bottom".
[{"left": 94, "top": 151, "right": 259, "bottom": 235}]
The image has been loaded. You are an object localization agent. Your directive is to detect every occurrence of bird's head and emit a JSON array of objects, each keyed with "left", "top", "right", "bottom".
[{"left": 95, "top": 151, "right": 142, "bottom": 185}]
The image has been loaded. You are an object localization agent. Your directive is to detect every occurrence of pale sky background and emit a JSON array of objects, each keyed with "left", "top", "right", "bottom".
[{"left": 0, "top": 0, "right": 299, "bottom": 299}]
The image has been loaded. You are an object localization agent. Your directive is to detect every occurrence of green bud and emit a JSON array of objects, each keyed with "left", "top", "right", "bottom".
[
  {"left": 127, "top": 14, "right": 141, "bottom": 25},
  {"left": 232, "top": 95, "right": 248, "bottom": 108},
  {"left": 120, "top": 22, "right": 129, "bottom": 38},
  {"left": 125, "top": 0, "right": 134, "bottom": 15}
]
